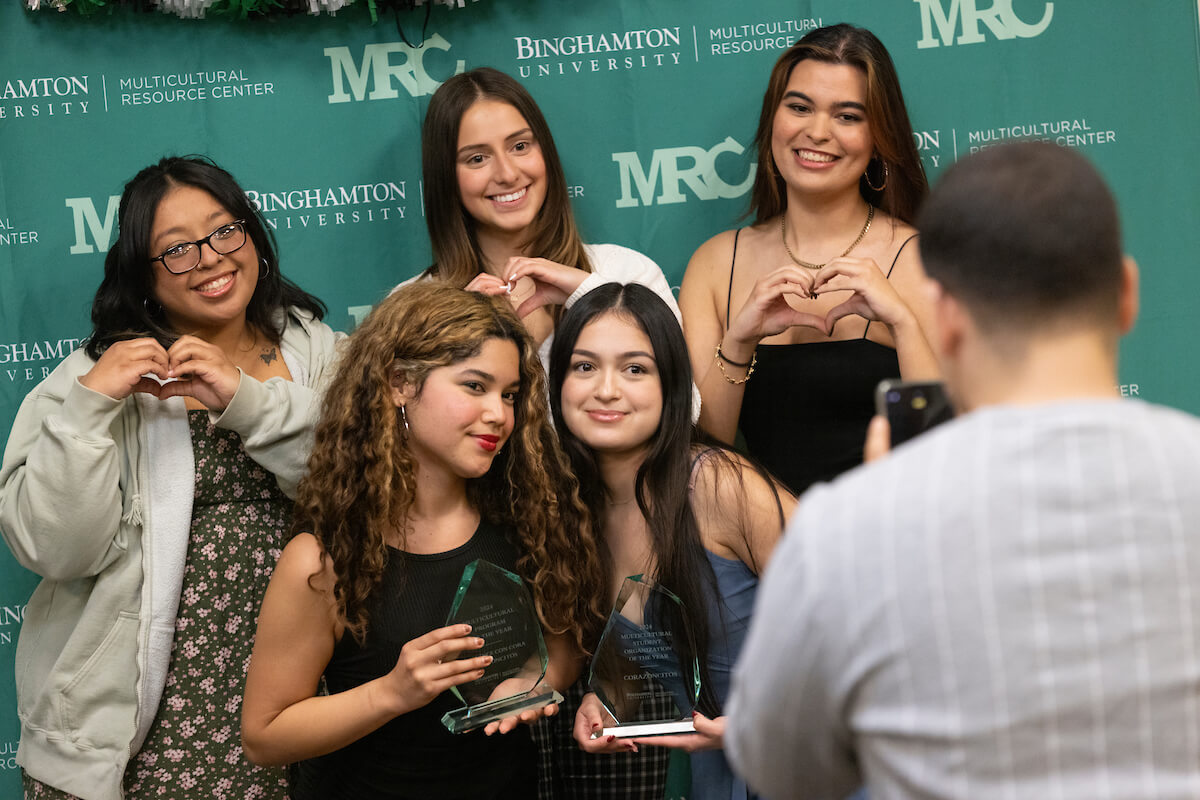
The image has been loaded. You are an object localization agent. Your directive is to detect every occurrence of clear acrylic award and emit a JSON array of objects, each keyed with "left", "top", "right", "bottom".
[
  {"left": 587, "top": 575, "right": 700, "bottom": 738},
  {"left": 440, "top": 559, "right": 563, "bottom": 734}
]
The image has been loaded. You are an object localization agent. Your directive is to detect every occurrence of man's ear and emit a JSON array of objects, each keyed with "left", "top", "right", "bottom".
[
  {"left": 928, "top": 279, "right": 967, "bottom": 363},
  {"left": 1118, "top": 256, "right": 1139, "bottom": 335}
]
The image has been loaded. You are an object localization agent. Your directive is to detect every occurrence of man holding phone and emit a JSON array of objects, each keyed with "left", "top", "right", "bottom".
[{"left": 726, "top": 141, "right": 1200, "bottom": 799}]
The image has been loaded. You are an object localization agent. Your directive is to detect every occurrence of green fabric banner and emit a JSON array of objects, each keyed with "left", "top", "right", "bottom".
[{"left": 2, "top": 0, "right": 1199, "bottom": 791}]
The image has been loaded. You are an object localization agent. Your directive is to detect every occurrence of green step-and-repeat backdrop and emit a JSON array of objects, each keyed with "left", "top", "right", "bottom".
[{"left": 2, "top": 0, "right": 1199, "bottom": 789}]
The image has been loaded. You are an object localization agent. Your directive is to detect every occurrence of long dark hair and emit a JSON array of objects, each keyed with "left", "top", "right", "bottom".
[
  {"left": 297, "top": 282, "right": 607, "bottom": 652},
  {"left": 749, "top": 23, "right": 928, "bottom": 225},
  {"left": 549, "top": 283, "right": 736, "bottom": 715},
  {"left": 421, "top": 67, "right": 592, "bottom": 284},
  {"left": 85, "top": 156, "right": 326, "bottom": 359}
]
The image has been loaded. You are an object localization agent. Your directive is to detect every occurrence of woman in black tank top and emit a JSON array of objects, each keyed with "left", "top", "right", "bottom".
[
  {"left": 678, "top": 24, "right": 941, "bottom": 495},
  {"left": 241, "top": 283, "right": 606, "bottom": 800}
]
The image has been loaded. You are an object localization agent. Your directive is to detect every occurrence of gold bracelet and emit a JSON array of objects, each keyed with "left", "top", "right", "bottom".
[{"left": 715, "top": 344, "right": 756, "bottom": 384}]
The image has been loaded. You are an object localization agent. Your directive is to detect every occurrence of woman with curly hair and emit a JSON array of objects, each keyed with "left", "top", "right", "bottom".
[{"left": 241, "top": 282, "right": 606, "bottom": 800}]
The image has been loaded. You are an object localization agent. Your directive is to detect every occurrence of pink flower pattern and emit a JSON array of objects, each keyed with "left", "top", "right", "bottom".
[{"left": 24, "top": 412, "right": 291, "bottom": 800}]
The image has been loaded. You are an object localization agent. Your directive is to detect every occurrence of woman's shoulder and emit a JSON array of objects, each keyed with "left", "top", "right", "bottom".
[
  {"left": 876, "top": 213, "right": 920, "bottom": 254},
  {"left": 688, "top": 445, "right": 793, "bottom": 568},
  {"left": 868, "top": 213, "right": 923, "bottom": 283},
  {"left": 688, "top": 445, "right": 791, "bottom": 520},
  {"left": 688, "top": 446, "right": 750, "bottom": 506},
  {"left": 685, "top": 222, "right": 774, "bottom": 277},
  {"left": 279, "top": 307, "right": 345, "bottom": 365},
  {"left": 388, "top": 268, "right": 434, "bottom": 297},
  {"left": 584, "top": 242, "right": 656, "bottom": 271},
  {"left": 275, "top": 532, "right": 337, "bottom": 593},
  {"left": 687, "top": 228, "right": 737, "bottom": 267}
]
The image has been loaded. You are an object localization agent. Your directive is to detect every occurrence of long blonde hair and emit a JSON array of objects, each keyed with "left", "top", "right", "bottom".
[{"left": 295, "top": 282, "right": 606, "bottom": 651}]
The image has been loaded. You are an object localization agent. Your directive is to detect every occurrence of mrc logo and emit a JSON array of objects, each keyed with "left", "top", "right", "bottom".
[
  {"left": 612, "top": 136, "right": 755, "bottom": 209},
  {"left": 325, "top": 33, "right": 465, "bottom": 103},
  {"left": 914, "top": 0, "right": 1054, "bottom": 48},
  {"left": 65, "top": 195, "right": 120, "bottom": 255}
]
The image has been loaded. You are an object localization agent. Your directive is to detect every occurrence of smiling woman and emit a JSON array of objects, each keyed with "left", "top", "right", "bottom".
[
  {"left": 241, "top": 282, "right": 607, "bottom": 800},
  {"left": 148, "top": 186, "right": 263, "bottom": 338},
  {"left": 1, "top": 156, "right": 338, "bottom": 800},
  {"left": 547, "top": 283, "right": 794, "bottom": 800},
  {"left": 679, "top": 23, "right": 939, "bottom": 495},
  {"left": 402, "top": 67, "right": 685, "bottom": 371}
]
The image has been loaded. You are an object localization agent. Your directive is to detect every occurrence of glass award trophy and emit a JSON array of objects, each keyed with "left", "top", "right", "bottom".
[
  {"left": 440, "top": 559, "right": 564, "bottom": 734},
  {"left": 587, "top": 575, "right": 700, "bottom": 738}
]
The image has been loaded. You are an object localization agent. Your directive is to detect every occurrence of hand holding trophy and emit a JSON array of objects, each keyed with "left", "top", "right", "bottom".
[
  {"left": 588, "top": 576, "right": 701, "bottom": 738},
  {"left": 440, "top": 559, "right": 564, "bottom": 733}
]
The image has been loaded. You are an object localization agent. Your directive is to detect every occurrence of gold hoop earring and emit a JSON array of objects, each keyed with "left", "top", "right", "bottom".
[{"left": 864, "top": 159, "right": 889, "bottom": 192}]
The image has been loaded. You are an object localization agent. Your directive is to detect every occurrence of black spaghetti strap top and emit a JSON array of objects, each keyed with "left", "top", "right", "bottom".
[{"left": 728, "top": 228, "right": 917, "bottom": 495}]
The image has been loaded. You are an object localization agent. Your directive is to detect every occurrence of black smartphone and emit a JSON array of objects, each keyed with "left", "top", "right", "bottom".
[{"left": 874, "top": 379, "right": 955, "bottom": 447}]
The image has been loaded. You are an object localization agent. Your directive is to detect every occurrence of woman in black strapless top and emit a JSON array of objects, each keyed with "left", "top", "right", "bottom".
[{"left": 679, "top": 24, "right": 940, "bottom": 495}]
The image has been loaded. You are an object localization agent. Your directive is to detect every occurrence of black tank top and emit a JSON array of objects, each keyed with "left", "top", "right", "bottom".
[
  {"left": 728, "top": 230, "right": 916, "bottom": 495},
  {"left": 292, "top": 520, "right": 536, "bottom": 800}
]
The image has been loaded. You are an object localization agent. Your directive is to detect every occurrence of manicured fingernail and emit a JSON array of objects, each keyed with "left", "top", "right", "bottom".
[
  {"left": 462, "top": 624, "right": 472, "bottom": 633},
  {"left": 606, "top": 735, "right": 616, "bottom": 743},
  {"left": 483, "top": 656, "right": 493, "bottom": 664}
]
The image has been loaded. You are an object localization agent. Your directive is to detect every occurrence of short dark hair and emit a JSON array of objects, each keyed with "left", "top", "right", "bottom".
[
  {"left": 918, "top": 141, "right": 1123, "bottom": 335},
  {"left": 86, "top": 156, "right": 325, "bottom": 359}
]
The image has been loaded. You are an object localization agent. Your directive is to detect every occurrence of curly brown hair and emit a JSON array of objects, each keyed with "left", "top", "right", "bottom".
[{"left": 294, "top": 282, "right": 607, "bottom": 653}]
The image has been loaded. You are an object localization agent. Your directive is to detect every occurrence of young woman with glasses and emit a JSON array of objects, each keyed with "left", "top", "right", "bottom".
[{"left": 1, "top": 156, "right": 338, "bottom": 800}]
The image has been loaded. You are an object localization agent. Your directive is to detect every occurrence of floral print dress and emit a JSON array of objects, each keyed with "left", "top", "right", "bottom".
[{"left": 25, "top": 411, "right": 292, "bottom": 800}]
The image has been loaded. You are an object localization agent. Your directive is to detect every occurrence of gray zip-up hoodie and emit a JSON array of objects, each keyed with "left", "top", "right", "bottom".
[{"left": 0, "top": 309, "right": 341, "bottom": 800}]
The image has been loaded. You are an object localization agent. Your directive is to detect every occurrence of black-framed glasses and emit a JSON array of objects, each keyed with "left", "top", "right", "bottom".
[{"left": 150, "top": 220, "right": 248, "bottom": 274}]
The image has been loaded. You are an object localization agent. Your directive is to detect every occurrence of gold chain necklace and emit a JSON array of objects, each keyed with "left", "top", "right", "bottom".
[{"left": 781, "top": 204, "right": 875, "bottom": 270}]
